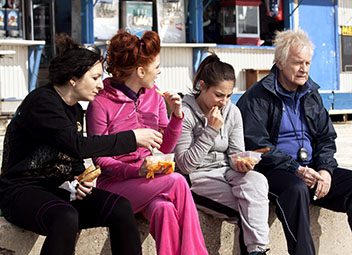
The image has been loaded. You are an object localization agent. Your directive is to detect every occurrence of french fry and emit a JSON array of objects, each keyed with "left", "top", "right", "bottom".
[
  {"left": 155, "top": 89, "right": 164, "bottom": 97},
  {"left": 145, "top": 161, "right": 175, "bottom": 179}
]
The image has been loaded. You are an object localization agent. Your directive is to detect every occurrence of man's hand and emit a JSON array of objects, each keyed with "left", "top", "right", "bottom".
[
  {"left": 296, "top": 166, "right": 324, "bottom": 188},
  {"left": 314, "top": 170, "right": 332, "bottom": 199}
]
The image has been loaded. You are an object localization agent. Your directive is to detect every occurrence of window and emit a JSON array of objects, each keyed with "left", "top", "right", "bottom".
[
  {"left": 341, "top": 26, "right": 352, "bottom": 72},
  {"left": 236, "top": 6, "right": 259, "bottom": 38}
]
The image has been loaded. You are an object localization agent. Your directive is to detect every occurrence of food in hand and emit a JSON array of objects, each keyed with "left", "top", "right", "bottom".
[
  {"left": 146, "top": 160, "right": 175, "bottom": 179},
  {"left": 155, "top": 89, "right": 164, "bottom": 97},
  {"left": 77, "top": 165, "right": 101, "bottom": 182},
  {"left": 232, "top": 151, "right": 262, "bottom": 167},
  {"left": 236, "top": 157, "right": 260, "bottom": 165}
]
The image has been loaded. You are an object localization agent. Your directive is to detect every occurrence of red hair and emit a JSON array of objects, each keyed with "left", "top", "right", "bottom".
[{"left": 106, "top": 30, "right": 161, "bottom": 83}]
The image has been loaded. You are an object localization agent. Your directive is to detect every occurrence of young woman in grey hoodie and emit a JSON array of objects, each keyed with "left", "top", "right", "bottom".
[{"left": 174, "top": 54, "right": 270, "bottom": 255}]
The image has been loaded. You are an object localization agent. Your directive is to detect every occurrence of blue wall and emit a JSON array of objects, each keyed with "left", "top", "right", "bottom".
[
  {"left": 298, "top": 0, "right": 339, "bottom": 90},
  {"left": 231, "top": 92, "right": 352, "bottom": 111}
]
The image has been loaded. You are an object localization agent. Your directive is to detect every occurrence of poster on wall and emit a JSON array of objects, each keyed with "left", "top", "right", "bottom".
[
  {"left": 0, "top": 8, "right": 5, "bottom": 38},
  {"left": 121, "top": 1, "right": 153, "bottom": 38},
  {"left": 94, "top": 0, "right": 119, "bottom": 40},
  {"left": 6, "top": 8, "right": 19, "bottom": 37},
  {"left": 156, "top": 0, "right": 185, "bottom": 43}
]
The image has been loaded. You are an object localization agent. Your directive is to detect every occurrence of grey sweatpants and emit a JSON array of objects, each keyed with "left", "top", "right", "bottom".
[{"left": 189, "top": 167, "right": 269, "bottom": 253}]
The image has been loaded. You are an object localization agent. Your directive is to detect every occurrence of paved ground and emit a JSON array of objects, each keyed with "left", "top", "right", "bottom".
[
  {"left": 333, "top": 122, "right": 352, "bottom": 169},
  {"left": 0, "top": 121, "right": 351, "bottom": 169}
]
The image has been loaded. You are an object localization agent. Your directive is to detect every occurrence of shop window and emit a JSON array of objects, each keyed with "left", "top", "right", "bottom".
[
  {"left": 217, "top": 0, "right": 283, "bottom": 46},
  {"left": 259, "top": 0, "right": 284, "bottom": 46},
  {"left": 32, "top": 0, "right": 55, "bottom": 67},
  {"left": 121, "top": 1, "right": 153, "bottom": 38},
  {"left": 203, "top": 1, "right": 221, "bottom": 43},
  {"left": 341, "top": 26, "right": 352, "bottom": 73},
  {"left": 236, "top": 6, "right": 259, "bottom": 37},
  {"left": 156, "top": 0, "right": 186, "bottom": 43},
  {"left": 94, "top": 0, "right": 119, "bottom": 41}
]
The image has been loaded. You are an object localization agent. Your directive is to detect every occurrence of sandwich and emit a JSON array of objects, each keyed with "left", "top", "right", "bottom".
[{"left": 77, "top": 165, "right": 101, "bottom": 183}]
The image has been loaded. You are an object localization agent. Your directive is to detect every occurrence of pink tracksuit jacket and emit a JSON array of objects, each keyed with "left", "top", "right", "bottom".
[{"left": 86, "top": 78, "right": 208, "bottom": 255}]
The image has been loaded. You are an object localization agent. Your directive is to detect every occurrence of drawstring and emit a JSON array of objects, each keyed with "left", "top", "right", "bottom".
[{"left": 101, "top": 103, "right": 127, "bottom": 134}]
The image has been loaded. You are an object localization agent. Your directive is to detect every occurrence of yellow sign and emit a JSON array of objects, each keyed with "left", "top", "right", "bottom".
[{"left": 342, "top": 26, "right": 352, "bottom": 36}]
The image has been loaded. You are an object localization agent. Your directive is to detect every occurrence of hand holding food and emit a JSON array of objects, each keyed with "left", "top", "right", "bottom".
[
  {"left": 142, "top": 153, "right": 175, "bottom": 179},
  {"left": 77, "top": 165, "right": 101, "bottom": 183},
  {"left": 206, "top": 106, "right": 223, "bottom": 130},
  {"left": 75, "top": 181, "right": 94, "bottom": 200},
  {"left": 156, "top": 89, "right": 183, "bottom": 118},
  {"left": 231, "top": 151, "right": 262, "bottom": 173},
  {"left": 133, "top": 128, "right": 163, "bottom": 150}
]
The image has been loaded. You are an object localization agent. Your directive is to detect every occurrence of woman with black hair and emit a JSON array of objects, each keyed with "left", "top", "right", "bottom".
[
  {"left": 174, "top": 53, "right": 270, "bottom": 255},
  {"left": 0, "top": 34, "right": 162, "bottom": 255}
]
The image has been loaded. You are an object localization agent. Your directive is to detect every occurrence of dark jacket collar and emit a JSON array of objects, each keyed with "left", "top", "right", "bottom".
[{"left": 261, "top": 65, "right": 320, "bottom": 96}]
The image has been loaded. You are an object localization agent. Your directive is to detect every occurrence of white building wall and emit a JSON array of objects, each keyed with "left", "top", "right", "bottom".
[
  {"left": 157, "top": 45, "right": 275, "bottom": 93},
  {"left": 0, "top": 44, "right": 28, "bottom": 99},
  {"left": 210, "top": 47, "right": 275, "bottom": 91},
  {"left": 338, "top": 0, "right": 352, "bottom": 26},
  {"left": 156, "top": 45, "right": 194, "bottom": 94}
]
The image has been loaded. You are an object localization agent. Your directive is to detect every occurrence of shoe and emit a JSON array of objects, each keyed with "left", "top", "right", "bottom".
[{"left": 249, "top": 248, "right": 270, "bottom": 255}]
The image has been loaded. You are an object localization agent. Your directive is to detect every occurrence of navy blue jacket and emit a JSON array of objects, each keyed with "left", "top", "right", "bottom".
[{"left": 236, "top": 65, "right": 338, "bottom": 175}]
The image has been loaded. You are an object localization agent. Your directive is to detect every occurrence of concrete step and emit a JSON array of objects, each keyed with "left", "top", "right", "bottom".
[{"left": 0, "top": 207, "right": 351, "bottom": 255}]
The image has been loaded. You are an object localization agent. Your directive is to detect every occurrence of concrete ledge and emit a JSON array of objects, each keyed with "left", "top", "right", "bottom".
[{"left": 0, "top": 207, "right": 351, "bottom": 255}]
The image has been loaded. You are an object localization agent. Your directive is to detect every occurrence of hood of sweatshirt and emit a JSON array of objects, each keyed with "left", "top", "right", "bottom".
[{"left": 99, "top": 77, "right": 147, "bottom": 103}]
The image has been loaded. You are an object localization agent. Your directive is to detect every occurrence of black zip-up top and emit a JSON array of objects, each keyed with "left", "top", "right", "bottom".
[{"left": 236, "top": 65, "right": 338, "bottom": 175}]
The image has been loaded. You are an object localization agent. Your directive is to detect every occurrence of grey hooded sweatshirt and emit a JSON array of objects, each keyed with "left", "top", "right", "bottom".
[{"left": 174, "top": 94, "right": 245, "bottom": 182}]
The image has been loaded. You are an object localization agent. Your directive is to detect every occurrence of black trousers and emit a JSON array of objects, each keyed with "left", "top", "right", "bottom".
[
  {"left": 2, "top": 185, "right": 142, "bottom": 255},
  {"left": 265, "top": 167, "right": 352, "bottom": 255}
]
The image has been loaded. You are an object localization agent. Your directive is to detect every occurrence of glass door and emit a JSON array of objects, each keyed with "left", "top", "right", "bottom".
[{"left": 32, "top": 0, "right": 55, "bottom": 67}]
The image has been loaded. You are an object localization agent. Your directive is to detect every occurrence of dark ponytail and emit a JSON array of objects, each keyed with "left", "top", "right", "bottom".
[{"left": 193, "top": 53, "right": 235, "bottom": 95}]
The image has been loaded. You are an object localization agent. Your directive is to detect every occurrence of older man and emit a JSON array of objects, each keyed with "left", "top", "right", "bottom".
[{"left": 237, "top": 28, "right": 352, "bottom": 255}]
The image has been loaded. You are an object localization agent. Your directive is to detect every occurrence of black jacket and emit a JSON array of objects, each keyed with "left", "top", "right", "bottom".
[
  {"left": 0, "top": 85, "right": 137, "bottom": 209},
  {"left": 236, "top": 65, "right": 338, "bottom": 175}
]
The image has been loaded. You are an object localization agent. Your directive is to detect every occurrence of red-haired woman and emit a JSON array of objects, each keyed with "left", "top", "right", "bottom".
[{"left": 86, "top": 30, "right": 208, "bottom": 255}]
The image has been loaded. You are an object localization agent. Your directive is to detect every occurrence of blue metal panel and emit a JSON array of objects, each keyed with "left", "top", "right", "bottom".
[
  {"left": 188, "top": 0, "right": 203, "bottom": 43},
  {"left": 28, "top": 45, "right": 44, "bottom": 92},
  {"left": 81, "top": 0, "right": 94, "bottom": 44},
  {"left": 298, "top": 0, "right": 339, "bottom": 90},
  {"left": 320, "top": 92, "right": 352, "bottom": 110},
  {"left": 285, "top": 0, "right": 294, "bottom": 29},
  {"left": 231, "top": 92, "right": 352, "bottom": 111}
]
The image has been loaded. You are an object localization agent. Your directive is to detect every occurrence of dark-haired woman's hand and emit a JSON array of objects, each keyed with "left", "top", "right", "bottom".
[
  {"left": 133, "top": 128, "right": 163, "bottom": 150},
  {"left": 163, "top": 92, "right": 183, "bottom": 118},
  {"left": 207, "top": 106, "right": 223, "bottom": 130},
  {"left": 75, "top": 181, "right": 94, "bottom": 200}
]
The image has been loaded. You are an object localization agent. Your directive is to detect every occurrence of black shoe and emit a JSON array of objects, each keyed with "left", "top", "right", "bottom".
[{"left": 249, "top": 248, "right": 270, "bottom": 255}]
